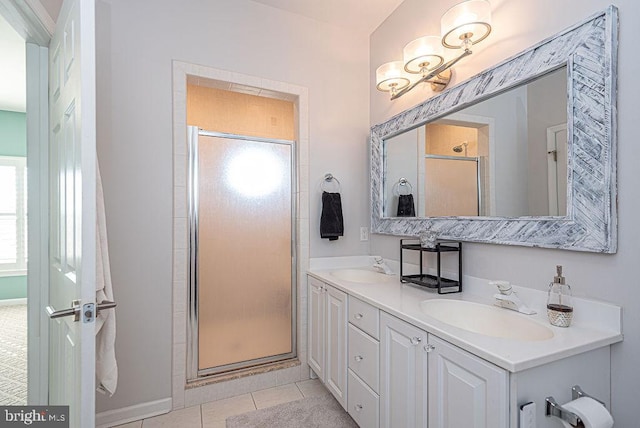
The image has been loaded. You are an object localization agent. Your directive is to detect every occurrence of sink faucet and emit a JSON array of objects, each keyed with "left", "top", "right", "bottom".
[
  {"left": 491, "top": 280, "right": 536, "bottom": 315},
  {"left": 372, "top": 257, "right": 394, "bottom": 275}
]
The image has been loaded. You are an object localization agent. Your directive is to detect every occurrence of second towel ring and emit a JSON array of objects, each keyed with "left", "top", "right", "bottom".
[
  {"left": 393, "top": 178, "right": 413, "bottom": 196},
  {"left": 321, "top": 173, "right": 341, "bottom": 192}
]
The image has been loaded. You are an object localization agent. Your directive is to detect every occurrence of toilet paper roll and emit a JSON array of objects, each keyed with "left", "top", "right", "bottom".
[{"left": 559, "top": 397, "right": 613, "bottom": 428}]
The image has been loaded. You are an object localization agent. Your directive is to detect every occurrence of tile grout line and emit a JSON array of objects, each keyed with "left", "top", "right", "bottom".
[{"left": 249, "top": 391, "right": 258, "bottom": 411}]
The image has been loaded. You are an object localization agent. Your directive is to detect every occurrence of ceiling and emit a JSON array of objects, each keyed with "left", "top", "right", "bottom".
[
  {"left": 0, "top": 14, "right": 26, "bottom": 113},
  {"left": 251, "top": 0, "right": 405, "bottom": 34},
  {"left": 0, "top": 0, "right": 403, "bottom": 113}
]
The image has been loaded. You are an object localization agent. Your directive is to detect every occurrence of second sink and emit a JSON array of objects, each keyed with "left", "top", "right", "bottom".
[{"left": 420, "top": 299, "right": 554, "bottom": 341}]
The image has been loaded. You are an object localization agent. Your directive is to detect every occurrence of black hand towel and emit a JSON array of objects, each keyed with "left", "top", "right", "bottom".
[
  {"left": 320, "top": 191, "right": 344, "bottom": 241},
  {"left": 397, "top": 194, "right": 416, "bottom": 217}
]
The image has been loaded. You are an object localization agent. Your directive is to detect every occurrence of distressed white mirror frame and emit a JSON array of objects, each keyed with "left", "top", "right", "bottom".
[{"left": 371, "top": 6, "right": 618, "bottom": 253}]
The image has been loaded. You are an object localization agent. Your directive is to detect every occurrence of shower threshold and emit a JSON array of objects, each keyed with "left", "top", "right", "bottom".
[{"left": 186, "top": 358, "right": 300, "bottom": 389}]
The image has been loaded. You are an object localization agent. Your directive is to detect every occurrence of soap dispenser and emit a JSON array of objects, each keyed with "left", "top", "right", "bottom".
[{"left": 547, "top": 265, "right": 573, "bottom": 327}]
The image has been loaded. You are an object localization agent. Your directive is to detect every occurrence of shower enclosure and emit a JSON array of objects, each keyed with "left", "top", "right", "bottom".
[{"left": 187, "top": 127, "right": 296, "bottom": 379}]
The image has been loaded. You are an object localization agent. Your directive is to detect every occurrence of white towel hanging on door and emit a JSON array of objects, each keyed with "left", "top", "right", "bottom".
[{"left": 96, "top": 160, "right": 117, "bottom": 395}]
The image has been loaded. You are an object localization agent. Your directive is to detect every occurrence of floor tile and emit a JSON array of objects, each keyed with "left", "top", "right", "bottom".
[
  {"left": 201, "top": 393, "right": 255, "bottom": 428},
  {"left": 251, "top": 383, "right": 303, "bottom": 409},
  {"left": 142, "top": 405, "right": 201, "bottom": 428},
  {"left": 296, "top": 379, "right": 329, "bottom": 398}
]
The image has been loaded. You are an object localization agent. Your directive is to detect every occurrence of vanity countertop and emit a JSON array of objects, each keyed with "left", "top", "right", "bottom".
[{"left": 308, "top": 259, "right": 622, "bottom": 373}]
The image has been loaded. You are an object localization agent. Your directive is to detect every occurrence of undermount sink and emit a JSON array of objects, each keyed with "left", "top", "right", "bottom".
[
  {"left": 330, "top": 269, "right": 396, "bottom": 284},
  {"left": 420, "top": 299, "right": 554, "bottom": 341}
]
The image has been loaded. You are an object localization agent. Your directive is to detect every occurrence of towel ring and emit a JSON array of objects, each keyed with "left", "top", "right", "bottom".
[
  {"left": 321, "top": 173, "right": 341, "bottom": 193},
  {"left": 393, "top": 178, "right": 413, "bottom": 196}
]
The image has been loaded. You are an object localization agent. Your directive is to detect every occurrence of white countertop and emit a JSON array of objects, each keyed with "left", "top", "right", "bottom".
[{"left": 308, "top": 257, "right": 622, "bottom": 373}]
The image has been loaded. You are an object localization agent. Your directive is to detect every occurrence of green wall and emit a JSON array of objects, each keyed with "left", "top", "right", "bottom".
[
  {"left": 0, "top": 110, "right": 27, "bottom": 156},
  {"left": 0, "top": 276, "right": 27, "bottom": 300},
  {"left": 0, "top": 109, "right": 27, "bottom": 300}
]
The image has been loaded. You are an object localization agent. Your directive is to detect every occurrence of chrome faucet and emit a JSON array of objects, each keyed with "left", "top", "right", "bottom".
[
  {"left": 372, "top": 257, "right": 394, "bottom": 275},
  {"left": 491, "top": 280, "right": 536, "bottom": 315}
]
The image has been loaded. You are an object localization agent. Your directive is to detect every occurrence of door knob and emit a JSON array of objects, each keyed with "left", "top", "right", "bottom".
[
  {"left": 47, "top": 300, "right": 117, "bottom": 323},
  {"left": 46, "top": 300, "right": 81, "bottom": 321}
]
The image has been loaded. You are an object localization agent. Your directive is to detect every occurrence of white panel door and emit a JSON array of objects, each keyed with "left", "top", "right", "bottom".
[
  {"left": 308, "top": 277, "right": 325, "bottom": 381},
  {"left": 380, "top": 312, "right": 428, "bottom": 428},
  {"left": 47, "top": 0, "right": 97, "bottom": 426},
  {"left": 547, "top": 123, "right": 568, "bottom": 216},
  {"left": 325, "top": 286, "right": 347, "bottom": 409},
  {"left": 428, "top": 335, "right": 508, "bottom": 428}
]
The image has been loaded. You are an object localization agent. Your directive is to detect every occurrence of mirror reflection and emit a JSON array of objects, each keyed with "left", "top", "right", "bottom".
[{"left": 383, "top": 66, "right": 567, "bottom": 218}]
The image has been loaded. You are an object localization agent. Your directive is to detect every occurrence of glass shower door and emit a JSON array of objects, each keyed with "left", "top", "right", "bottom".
[{"left": 189, "top": 129, "right": 295, "bottom": 377}]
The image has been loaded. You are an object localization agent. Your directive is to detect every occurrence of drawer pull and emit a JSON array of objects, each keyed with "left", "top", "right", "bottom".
[
  {"left": 424, "top": 344, "right": 435, "bottom": 352},
  {"left": 354, "top": 313, "right": 363, "bottom": 320},
  {"left": 354, "top": 404, "right": 363, "bottom": 412},
  {"left": 354, "top": 355, "right": 364, "bottom": 362},
  {"left": 410, "top": 336, "right": 422, "bottom": 345}
]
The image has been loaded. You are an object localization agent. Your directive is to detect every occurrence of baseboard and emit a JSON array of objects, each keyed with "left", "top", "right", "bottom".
[
  {"left": 0, "top": 298, "right": 27, "bottom": 306},
  {"left": 96, "top": 397, "right": 172, "bottom": 428}
]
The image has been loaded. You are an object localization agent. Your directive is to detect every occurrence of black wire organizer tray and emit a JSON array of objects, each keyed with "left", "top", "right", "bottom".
[{"left": 399, "top": 238, "right": 462, "bottom": 294}]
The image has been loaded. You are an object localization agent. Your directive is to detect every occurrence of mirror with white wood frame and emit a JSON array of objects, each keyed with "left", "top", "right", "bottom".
[{"left": 370, "top": 7, "right": 618, "bottom": 253}]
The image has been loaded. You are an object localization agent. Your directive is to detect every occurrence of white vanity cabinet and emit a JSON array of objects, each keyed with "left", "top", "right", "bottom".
[
  {"left": 347, "top": 296, "right": 380, "bottom": 428},
  {"left": 428, "top": 335, "right": 508, "bottom": 428},
  {"left": 308, "top": 277, "right": 348, "bottom": 409},
  {"left": 380, "top": 312, "right": 429, "bottom": 428},
  {"left": 380, "top": 313, "right": 508, "bottom": 428},
  {"left": 307, "top": 272, "right": 618, "bottom": 428}
]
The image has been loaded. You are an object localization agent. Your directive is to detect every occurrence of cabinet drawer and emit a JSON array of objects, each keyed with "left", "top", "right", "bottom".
[
  {"left": 348, "top": 324, "right": 379, "bottom": 393},
  {"left": 349, "top": 296, "right": 379, "bottom": 339},
  {"left": 348, "top": 369, "right": 379, "bottom": 428}
]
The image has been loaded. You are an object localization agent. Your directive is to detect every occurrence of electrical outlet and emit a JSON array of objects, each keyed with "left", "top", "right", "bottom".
[
  {"left": 360, "top": 227, "right": 369, "bottom": 241},
  {"left": 519, "top": 402, "right": 536, "bottom": 428}
]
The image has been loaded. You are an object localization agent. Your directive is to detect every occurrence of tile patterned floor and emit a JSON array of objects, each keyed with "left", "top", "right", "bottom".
[
  {"left": 0, "top": 304, "right": 27, "bottom": 405},
  {"left": 112, "top": 379, "right": 331, "bottom": 428}
]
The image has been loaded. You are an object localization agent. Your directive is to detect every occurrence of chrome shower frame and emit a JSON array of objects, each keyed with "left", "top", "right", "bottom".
[{"left": 186, "top": 126, "right": 298, "bottom": 381}]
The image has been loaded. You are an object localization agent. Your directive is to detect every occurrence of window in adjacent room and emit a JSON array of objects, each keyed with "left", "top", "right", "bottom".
[{"left": 0, "top": 156, "right": 27, "bottom": 276}]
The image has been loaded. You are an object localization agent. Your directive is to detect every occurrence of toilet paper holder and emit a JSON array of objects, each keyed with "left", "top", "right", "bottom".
[{"left": 546, "top": 385, "right": 606, "bottom": 427}]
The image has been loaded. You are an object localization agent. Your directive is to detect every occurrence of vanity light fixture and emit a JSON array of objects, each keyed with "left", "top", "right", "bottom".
[{"left": 375, "top": 0, "right": 492, "bottom": 100}]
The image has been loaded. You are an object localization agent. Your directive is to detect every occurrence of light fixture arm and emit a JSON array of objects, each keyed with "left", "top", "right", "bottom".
[{"left": 390, "top": 48, "right": 472, "bottom": 100}]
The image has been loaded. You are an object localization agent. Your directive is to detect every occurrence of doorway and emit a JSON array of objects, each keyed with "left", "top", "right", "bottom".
[
  {"left": 185, "top": 84, "right": 297, "bottom": 379},
  {"left": 0, "top": 0, "right": 55, "bottom": 406},
  {"left": 0, "top": 13, "right": 28, "bottom": 406},
  {"left": 172, "top": 62, "right": 309, "bottom": 406}
]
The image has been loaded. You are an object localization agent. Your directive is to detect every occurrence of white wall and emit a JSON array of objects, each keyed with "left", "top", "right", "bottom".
[
  {"left": 95, "top": 0, "right": 370, "bottom": 413},
  {"left": 462, "top": 86, "right": 529, "bottom": 216},
  {"left": 370, "top": 0, "right": 639, "bottom": 426},
  {"left": 384, "top": 128, "right": 419, "bottom": 216}
]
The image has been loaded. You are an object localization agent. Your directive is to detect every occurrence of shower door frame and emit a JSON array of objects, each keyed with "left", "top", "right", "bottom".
[{"left": 186, "top": 127, "right": 298, "bottom": 380}]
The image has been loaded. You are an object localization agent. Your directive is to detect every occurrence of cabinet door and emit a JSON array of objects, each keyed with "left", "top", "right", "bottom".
[
  {"left": 428, "top": 335, "right": 508, "bottom": 428},
  {"left": 308, "top": 277, "right": 325, "bottom": 381},
  {"left": 380, "top": 312, "right": 428, "bottom": 428},
  {"left": 326, "top": 286, "right": 348, "bottom": 409}
]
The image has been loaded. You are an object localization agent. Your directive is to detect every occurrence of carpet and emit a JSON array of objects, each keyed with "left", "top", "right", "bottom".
[
  {"left": 0, "top": 304, "right": 27, "bottom": 405},
  {"left": 226, "top": 393, "right": 358, "bottom": 428}
]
